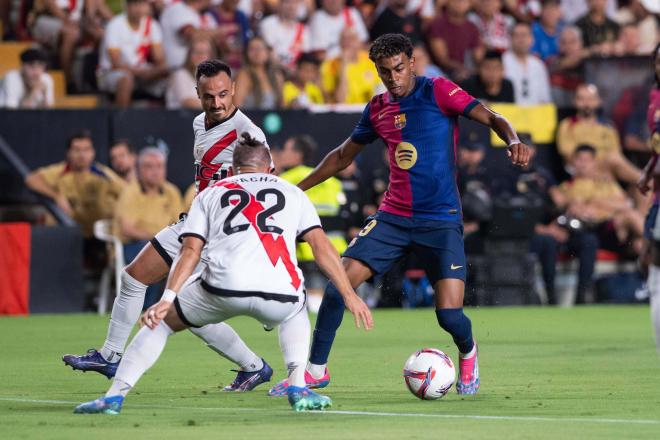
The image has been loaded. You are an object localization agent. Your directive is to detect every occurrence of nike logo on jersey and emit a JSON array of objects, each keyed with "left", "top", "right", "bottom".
[{"left": 450, "top": 264, "right": 463, "bottom": 270}]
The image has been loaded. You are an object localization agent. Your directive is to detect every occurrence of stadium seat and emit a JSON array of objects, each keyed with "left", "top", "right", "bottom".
[
  {"left": 93, "top": 219, "right": 124, "bottom": 315},
  {"left": 50, "top": 70, "right": 99, "bottom": 108},
  {"left": 0, "top": 41, "right": 33, "bottom": 77}
]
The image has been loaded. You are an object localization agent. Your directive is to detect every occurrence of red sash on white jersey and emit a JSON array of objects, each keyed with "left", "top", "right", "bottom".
[
  {"left": 195, "top": 129, "right": 238, "bottom": 192},
  {"left": 136, "top": 16, "right": 153, "bottom": 66}
]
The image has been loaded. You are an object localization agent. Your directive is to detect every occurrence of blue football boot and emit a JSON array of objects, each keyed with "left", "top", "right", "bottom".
[{"left": 62, "top": 349, "right": 119, "bottom": 379}]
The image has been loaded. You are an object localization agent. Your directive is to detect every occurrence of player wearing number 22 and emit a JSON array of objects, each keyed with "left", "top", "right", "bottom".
[
  {"left": 73, "top": 134, "right": 373, "bottom": 414},
  {"left": 268, "top": 33, "right": 531, "bottom": 397}
]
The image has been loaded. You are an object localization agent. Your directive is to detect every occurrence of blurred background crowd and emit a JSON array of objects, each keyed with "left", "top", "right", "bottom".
[{"left": 0, "top": 0, "right": 658, "bottom": 312}]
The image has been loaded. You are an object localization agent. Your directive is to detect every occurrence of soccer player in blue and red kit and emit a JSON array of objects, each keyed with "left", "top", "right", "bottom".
[{"left": 269, "top": 33, "right": 531, "bottom": 396}]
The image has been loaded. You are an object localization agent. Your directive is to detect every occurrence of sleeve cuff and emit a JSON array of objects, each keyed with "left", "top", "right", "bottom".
[
  {"left": 462, "top": 99, "right": 480, "bottom": 117},
  {"left": 297, "top": 225, "right": 322, "bottom": 241},
  {"left": 178, "top": 232, "right": 207, "bottom": 244}
]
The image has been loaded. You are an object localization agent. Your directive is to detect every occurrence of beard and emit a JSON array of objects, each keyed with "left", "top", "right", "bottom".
[{"left": 577, "top": 107, "right": 597, "bottom": 118}]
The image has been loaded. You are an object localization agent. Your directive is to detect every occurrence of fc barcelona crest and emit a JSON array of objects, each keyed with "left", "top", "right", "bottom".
[{"left": 394, "top": 113, "right": 407, "bottom": 129}]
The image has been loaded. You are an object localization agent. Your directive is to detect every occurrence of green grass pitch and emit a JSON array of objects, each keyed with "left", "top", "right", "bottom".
[{"left": 1, "top": 306, "right": 660, "bottom": 439}]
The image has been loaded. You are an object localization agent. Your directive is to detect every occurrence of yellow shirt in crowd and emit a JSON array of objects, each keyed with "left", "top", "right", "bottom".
[
  {"left": 38, "top": 161, "right": 125, "bottom": 237},
  {"left": 321, "top": 51, "right": 381, "bottom": 104},
  {"left": 556, "top": 117, "right": 621, "bottom": 160},
  {"left": 114, "top": 182, "right": 183, "bottom": 243},
  {"left": 559, "top": 177, "right": 626, "bottom": 222},
  {"left": 282, "top": 81, "right": 325, "bottom": 107}
]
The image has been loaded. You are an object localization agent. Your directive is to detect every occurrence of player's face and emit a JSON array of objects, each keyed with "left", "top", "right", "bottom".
[
  {"left": 197, "top": 72, "right": 236, "bottom": 122},
  {"left": 67, "top": 138, "right": 95, "bottom": 171},
  {"left": 374, "top": 53, "right": 415, "bottom": 99}
]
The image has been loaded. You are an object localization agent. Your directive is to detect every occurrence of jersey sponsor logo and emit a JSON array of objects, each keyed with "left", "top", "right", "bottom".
[
  {"left": 449, "top": 87, "right": 461, "bottom": 97},
  {"left": 394, "top": 113, "right": 407, "bottom": 129},
  {"left": 395, "top": 142, "right": 418, "bottom": 170}
]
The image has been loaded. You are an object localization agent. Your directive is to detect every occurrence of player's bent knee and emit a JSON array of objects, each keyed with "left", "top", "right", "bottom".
[
  {"left": 164, "top": 303, "right": 188, "bottom": 332},
  {"left": 125, "top": 243, "right": 169, "bottom": 285}
]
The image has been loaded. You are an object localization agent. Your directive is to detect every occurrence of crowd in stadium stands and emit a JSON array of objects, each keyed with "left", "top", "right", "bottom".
[
  {"left": 3, "top": 0, "right": 659, "bottom": 306},
  {"left": 0, "top": 0, "right": 655, "bottom": 108}
]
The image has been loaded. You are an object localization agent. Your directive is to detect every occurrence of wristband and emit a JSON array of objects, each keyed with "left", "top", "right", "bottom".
[{"left": 162, "top": 289, "right": 177, "bottom": 302}]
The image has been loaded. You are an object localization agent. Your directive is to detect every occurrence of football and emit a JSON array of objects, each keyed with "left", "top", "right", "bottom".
[{"left": 403, "top": 348, "right": 456, "bottom": 400}]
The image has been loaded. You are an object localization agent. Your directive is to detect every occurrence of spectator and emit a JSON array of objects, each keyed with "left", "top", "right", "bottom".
[
  {"left": 24, "top": 130, "right": 125, "bottom": 239},
  {"left": 208, "top": 0, "right": 251, "bottom": 70},
  {"left": 468, "top": 0, "right": 515, "bottom": 53},
  {"left": 160, "top": 0, "right": 219, "bottom": 69},
  {"left": 613, "top": 0, "right": 659, "bottom": 55},
  {"left": 531, "top": 0, "right": 564, "bottom": 61},
  {"left": 308, "top": 0, "right": 369, "bottom": 60},
  {"left": 461, "top": 50, "right": 515, "bottom": 103},
  {"left": 503, "top": 0, "right": 542, "bottom": 22},
  {"left": 278, "top": 134, "right": 347, "bottom": 308},
  {"left": 114, "top": 147, "right": 182, "bottom": 307},
  {"left": 166, "top": 38, "right": 215, "bottom": 109},
  {"left": 97, "top": 0, "right": 169, "bottom": 108},
  {"left": 370, "top": 0, "right": 424, "bottom": 45},
  {"left": 109, "top": 140, "right": 137, "bottom": 183},
  {"left": 503, "top": 22, "right": 552, "bottom": 105},
  {"left": 259, "top": 0, "right": 312, "bottom": 70},
  {"left": 555, "top": 145, "right": 645, "bottom": 300},
  {"left": 412, "top": 44, "right": 444, "bottom": 79},
  {"left": 320, "top": 27, "right": 381, "bottom": 104},
  {"left": 560, "top": 0, "right": 617, "bottom": 24},
  {"left": 547, "top": 26, "right": 587, "bottom": 107},
  {"left": 556, "top": 83, "right": 640, "bottom": 183},
  {"left": 30, "top": 0, "right": 82, "bottom": 85},
  {"left": 574, "top": 0, "right": 619, "bottom": 55},
  {"left": 82, "top": 0, "right": 114, "bottom": 46},
  {"left": 427, "top": 0, "right": 484, "bottom": 82},
  {"left": 282, "top": 53, "right": 324, "bottom": 109},
  {"left": 234, "top": 36, "right": 284, "bottom": 109},
  {"left": 0, "top": 48, "right": 54, "bottom": 109},
  {"left": 613, "top": 22, "right": 644, "bottom": 56}
]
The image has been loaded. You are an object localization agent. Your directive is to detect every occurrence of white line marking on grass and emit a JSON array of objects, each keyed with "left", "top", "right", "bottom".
[{"left": 1, "top": 397, "right": 659, "bottom": 426}]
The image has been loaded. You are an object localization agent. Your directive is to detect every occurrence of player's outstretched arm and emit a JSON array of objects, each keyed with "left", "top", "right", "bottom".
[
  {"left": 302, "top": 227, "right": 373, "bottom": 330},
  {"left": 466, "top": 103, "right": 531, "bottom": 167},
  {"left": 297, "top": 138, "right": 365, "bottom": 192},
  {"left": 143, "top": 236, "right": 204, "bottom": 329}
]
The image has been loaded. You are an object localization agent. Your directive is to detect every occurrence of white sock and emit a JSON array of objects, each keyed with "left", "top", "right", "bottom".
[
  {"left": 307, "top": 362, "right": 327, "bottom": 380},
  {"left": 279, "top": 309, "right": 311, "bottom": 387},
  {"left": 190, "top": 323, "right": 263, "bottom": 371},
  {"left": 649, "top": 265, "right": 660, "bottom": 355},
  {"left": 460, "top": 344, "right": 477, "bottom": 359},
  {"left": 108, "top": 321, "right": 174, "bottom": 396},
  {"left": 101, "top": 270, "right": 147, "bottom": 362}
]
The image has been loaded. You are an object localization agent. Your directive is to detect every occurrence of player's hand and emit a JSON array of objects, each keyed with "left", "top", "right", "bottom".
[
  {"left": 507, "top": 142, "right": 531, "bottom": 168},
  {"left": 141, "top": 300, "right": 171, "bottom": 329},
  {"left": 344, "top": 294, "right": 373, "bottom": 331}
]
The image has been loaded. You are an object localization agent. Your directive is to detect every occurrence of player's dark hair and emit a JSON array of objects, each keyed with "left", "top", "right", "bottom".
[
  {"left": 110, "top": 139, "right": 134, "bottom": 153},
  {"left": 480, "top": 50, "right": 503, "bottom": 66},
  {"left": 195, "top": 59, "right": 232, "bottom": 83},
  {"left": 296, "top": 52, "right": 320, "bottom": 67},
  {"left": 232, "top": 132, "right": 271, "bottom": 170},
  {"left": 369, "top": 33, "right": 413, "bottom": 62},
  {"left": 286, "top": 134, "right": 317, "bottom": 166},
  {"left": 66, "top": 130, "right": 93, "bottom": 150},
  {"left": 574, "top": 144, "right": 596, "bottom": 157}
]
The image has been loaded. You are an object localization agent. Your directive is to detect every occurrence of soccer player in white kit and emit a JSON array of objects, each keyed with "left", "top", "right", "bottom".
[
  {"left": 64, "top": 60, "right": 279, "bottom": 391},
  {"left": 73, "top": 134, "right": 373, "bottom": 414}
]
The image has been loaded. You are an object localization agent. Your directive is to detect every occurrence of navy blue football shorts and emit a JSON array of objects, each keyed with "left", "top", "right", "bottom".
[
  {"left": 343, "top": 211, "right": 466, "bottom": 283},
  {"left": 644, "top": 200, "right": 659, "bottom": 240}
]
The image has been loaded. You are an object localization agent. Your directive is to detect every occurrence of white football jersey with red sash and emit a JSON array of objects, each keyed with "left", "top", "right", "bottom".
[
  {"left": 181, "top": 173, "right": 322, "bottom": 302},
  {"left": 192, "top": 108, "right": 270, "bottom": 194}
]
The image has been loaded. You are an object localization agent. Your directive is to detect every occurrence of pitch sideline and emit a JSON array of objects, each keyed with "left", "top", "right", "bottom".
[{"left": 1, "top": 397, "right": 659, "bottom": 426}]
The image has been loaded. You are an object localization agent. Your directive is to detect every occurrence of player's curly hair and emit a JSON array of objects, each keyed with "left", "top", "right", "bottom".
[
  {"left": 233, "top": 132, "right": 271, "bottom": 170},
  {"left": 368, "top": 33, "right": 413, "bottom": 62}
]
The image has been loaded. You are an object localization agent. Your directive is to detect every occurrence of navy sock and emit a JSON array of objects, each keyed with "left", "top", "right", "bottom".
[
  {"left": 435, "top": 308, "right": 474, "bottom": 354},
  {"left": 309, "top": 282, "right": 345, "bottom": 365}
]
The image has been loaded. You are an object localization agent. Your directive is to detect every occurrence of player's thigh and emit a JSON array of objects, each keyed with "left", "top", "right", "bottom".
[
  {"left": 163, "top": 301, "right": 188, "bottom": 332},
  {"left": 125, "top": 241, "right": 170, "bottom": 285},
  {"left": 411, "top": 225, "right": 466, "bottom": 308},
  {"left": 172, "top": 280, "right": 238, "bottom": 328},
  {"left": 343, "top": 216, "right": 409, "bottom": 283},
  {"left": 246, "top": 297, "right": 303, "bottom": 329}
]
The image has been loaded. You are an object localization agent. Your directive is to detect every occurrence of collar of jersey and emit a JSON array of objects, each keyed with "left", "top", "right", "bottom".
[{"left": 388, "top": 76, "right": 422, "bottom": 103}]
